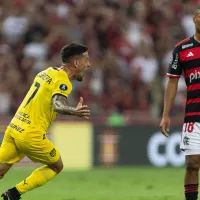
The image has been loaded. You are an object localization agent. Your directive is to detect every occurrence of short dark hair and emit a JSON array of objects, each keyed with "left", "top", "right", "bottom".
[
  {"left": 194, "top": 8, "right": 200, "bottom": 16},
  {"left": 60, "top": 43, "right": 88, "bottom": 63}
]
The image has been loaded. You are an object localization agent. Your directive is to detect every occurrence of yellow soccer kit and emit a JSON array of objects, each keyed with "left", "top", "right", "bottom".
[{"left": 0, "top": 67, "right": 72, "bottom": 164}]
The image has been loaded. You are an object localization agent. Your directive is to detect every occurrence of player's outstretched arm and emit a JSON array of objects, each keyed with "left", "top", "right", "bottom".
[
  {"left": 52, "top": 95, "right": 90, "bottom": 119},
  {"left": 160, "top": 77, "right": 179, "bottom": 137}
]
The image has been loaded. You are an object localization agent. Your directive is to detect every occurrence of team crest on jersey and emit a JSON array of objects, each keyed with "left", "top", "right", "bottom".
[{"left": 59, "top": 84, "right": 68, "bottom": 91}]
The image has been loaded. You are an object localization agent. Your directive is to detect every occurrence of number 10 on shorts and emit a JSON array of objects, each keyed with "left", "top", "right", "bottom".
[{"left": 184, "top": 122, "right": 194, "bottom": 133}]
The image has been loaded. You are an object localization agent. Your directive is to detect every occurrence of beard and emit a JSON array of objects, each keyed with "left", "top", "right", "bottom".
[{"left": 76, "top": 74, "right": 83, "bottom": 82}]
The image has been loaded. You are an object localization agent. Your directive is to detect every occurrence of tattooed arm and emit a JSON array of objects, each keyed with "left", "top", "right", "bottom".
[
  {"left": 52, "top": 94, "right": 90, "bottom": 119},
  {"left": 53, "top": 94, "right": 76, "bottom": 115}
]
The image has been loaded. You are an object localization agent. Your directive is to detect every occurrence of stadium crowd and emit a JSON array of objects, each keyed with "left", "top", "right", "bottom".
[{"left": 0, "top": 0, "right": 198, "bottom": 121}]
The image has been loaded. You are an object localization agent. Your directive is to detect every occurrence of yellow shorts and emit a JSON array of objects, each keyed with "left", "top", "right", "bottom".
[{"left": 0, "top": 130, "right": 60, "bottom": 165}]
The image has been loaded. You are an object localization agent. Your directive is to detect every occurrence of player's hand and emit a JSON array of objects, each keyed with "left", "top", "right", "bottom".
[
  {"left": 159, "top": 116, "right": 170, "bottom": 137},
  {"left": 74, "top": 97, "right": 90, "bottom": 119}
]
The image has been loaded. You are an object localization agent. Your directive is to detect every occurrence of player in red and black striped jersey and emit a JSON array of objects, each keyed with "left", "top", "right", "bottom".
[
  {"left": 160, "top": 9, "right": 200, "bottom": 200},
  {"left": 167, "top": 36, "right": 200, "bottom": 122}
]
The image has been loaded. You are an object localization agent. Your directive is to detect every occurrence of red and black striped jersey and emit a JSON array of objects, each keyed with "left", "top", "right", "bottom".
[{"left": 167, "top": 36, "right": 200, "bottom": 122}]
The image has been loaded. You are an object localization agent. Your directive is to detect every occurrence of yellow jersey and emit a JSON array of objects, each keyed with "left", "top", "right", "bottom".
[{"left": 8, "top": 67, "right": 72, "bottom": 137}]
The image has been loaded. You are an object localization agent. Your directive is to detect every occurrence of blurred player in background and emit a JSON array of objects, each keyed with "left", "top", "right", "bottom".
[
  {"left": 160, "top": 9, "right": 200, "bottom": 200},
  {"left": 0, "top": 43, "right": 90, "bottom": 200}
]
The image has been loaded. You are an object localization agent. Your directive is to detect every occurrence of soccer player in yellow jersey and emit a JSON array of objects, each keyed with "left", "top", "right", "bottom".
[{"left": 0, "top": 43, "right": 91, "bottom": 200}]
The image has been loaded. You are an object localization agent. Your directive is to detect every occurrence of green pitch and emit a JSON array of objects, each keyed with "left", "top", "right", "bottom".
[{"left": 0, "top": 166, "right": 185, "bottom": 200}]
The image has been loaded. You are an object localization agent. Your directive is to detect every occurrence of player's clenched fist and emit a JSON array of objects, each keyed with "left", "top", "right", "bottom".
[{"left": 159, "top": 116, "right": 170, "bottom": 137}]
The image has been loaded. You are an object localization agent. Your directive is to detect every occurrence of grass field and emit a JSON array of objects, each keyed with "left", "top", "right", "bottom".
[{"left": 0, "top": 166, "right": 185, "bottom": 200}]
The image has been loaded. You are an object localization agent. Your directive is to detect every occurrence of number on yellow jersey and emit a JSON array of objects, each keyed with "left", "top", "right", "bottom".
[{"left": 24, "top": 82, "right": 40, "bottom": 108}]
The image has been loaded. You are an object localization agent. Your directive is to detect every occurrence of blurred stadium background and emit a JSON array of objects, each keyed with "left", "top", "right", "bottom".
[{"left": 0, "top": 0, "right": 197, "bottom": 199}]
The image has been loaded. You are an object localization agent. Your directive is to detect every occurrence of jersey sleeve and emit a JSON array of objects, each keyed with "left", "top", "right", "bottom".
[
  {"left": 166, "top": 47, "right": 182, "bottom": 78},
  {"left": 52, "top": 74, "right": 72, "bottom": 98}
]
